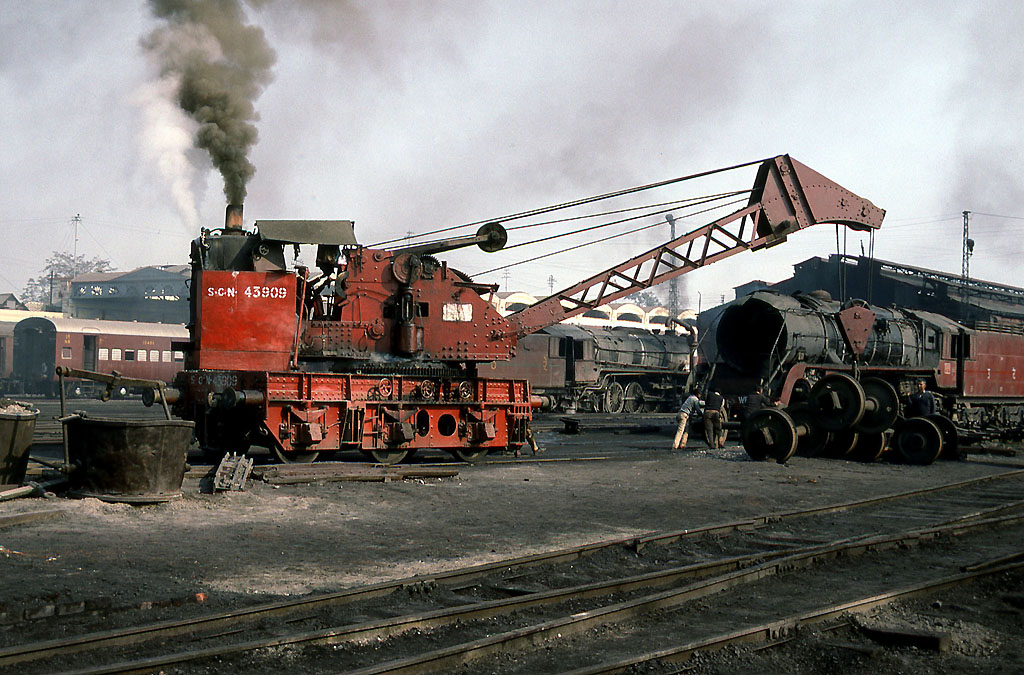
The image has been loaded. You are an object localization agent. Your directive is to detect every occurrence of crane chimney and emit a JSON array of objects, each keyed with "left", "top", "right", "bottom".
[{"left": 225, "top": 204, "right": 244, "bottom": 231}]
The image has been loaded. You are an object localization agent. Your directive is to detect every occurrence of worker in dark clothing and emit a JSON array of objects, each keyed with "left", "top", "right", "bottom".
[
  {"left": 906, "top": 380, "right": 936, "bottom": 417},
  {"left": 741, "top": 385, "right": 773, "bottom": 423},
  {"left": 703, "top": 390, "right": 726, "bottom": 449}
]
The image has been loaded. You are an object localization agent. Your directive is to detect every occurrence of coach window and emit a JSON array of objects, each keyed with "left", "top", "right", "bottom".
[
  {"left": 111, "top": 348, "right": 122, "bottom": 361},
  {"left": 162, "top": 350, "right": 171, "bottom": 362},
  {"left": 98, "top": 348, "right": 109, "bottom": 361},
  {"left": 124, "top": 350, "right": 136, "bottom": 361},
  {"left": 137, "top": 350, "right": 147, "bottom": 362},
  {"left": 62, "top": 347, "right": 72, "bottom": 360},
  {"left": 150, "top": 350, "right": 160, "bottom": 362},
  {"left": 173, "top": 351, "right": 184, "bottom": 362}
]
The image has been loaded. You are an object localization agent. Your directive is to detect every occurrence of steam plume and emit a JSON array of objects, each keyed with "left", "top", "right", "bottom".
[{"left": 141, "top": 0, "right": 275, "bottom": 205}]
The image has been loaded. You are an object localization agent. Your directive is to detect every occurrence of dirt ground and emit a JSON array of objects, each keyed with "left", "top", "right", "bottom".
[{"left": 2, "top": 427, "right": 1017, "bottom": 628}]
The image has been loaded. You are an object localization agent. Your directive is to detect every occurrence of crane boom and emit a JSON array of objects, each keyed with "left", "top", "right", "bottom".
[{"left": 504, "top": 155, "right": 884, "bottom": 338}]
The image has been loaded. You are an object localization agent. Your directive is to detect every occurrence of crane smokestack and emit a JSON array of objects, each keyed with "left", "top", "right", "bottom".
[{"left": 225, "top": 204, "right": 243, "bottom": 230}]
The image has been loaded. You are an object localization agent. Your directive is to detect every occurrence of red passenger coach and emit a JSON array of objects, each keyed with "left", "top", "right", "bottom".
[
  {"left": 11, "top": 316, "right": 188, "bottom": 397},
  {"left": 961, "top": 330, "right": 1024, "bottom": 399}
]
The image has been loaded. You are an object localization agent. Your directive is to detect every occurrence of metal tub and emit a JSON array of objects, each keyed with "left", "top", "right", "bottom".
[
  {"left": 0, "top": 400, "right": 39, "bottom": 486},
  {"left": 65, "top": 417, "right": 193, "bottom": 503}
]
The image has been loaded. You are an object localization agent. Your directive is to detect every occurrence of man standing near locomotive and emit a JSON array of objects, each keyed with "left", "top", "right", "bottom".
[
  {"left": 672, "top": 390, "right": 702, "bottom": 450},
  {"left": 906, "top": 379, "right": 936, "bottom": 417},
  {"left": 703, "top": 389, "right": 727, "bottom": 449},
  {"left": 740, "top": 385, "right": 773, "bottom": 423}
]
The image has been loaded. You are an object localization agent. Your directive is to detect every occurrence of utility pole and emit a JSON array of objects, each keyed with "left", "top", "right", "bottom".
[
  {"left": 961, "top": 210, "right": 974, "bottom": 313},
  {"left": 501, "top": 269, "right": 511, "bottom": 292},
  {"left": 72, "top": 214, "right": 81, "bottom": 276},
  {"left": 547, "top": 275, "right": 556, "bottom": 294},
  {"left": 665, "top": 214, "right": 679, "bottom": 315}
]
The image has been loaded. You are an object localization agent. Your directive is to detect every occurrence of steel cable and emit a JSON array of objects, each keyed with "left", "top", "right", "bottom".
[{"left": 369, "top": 157, "right": 770, "bottom": 248}]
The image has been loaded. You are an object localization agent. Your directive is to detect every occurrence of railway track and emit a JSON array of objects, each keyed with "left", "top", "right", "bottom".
[{"left": 4, "top": 469, "right": 1024, "bottom": 674}]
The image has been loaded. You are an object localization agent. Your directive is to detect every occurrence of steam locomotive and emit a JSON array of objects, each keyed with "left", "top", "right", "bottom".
[
  {"left": 703, "top": 289, "right": 1024, "bottom": 462},
  {"left": 487, "top": 324, "right": 695, "bottom": 413}
]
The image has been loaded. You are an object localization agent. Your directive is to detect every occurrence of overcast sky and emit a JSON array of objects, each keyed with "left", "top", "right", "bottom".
[{"left": 2, "top": 1, "right": 1021, "bottom": 311}]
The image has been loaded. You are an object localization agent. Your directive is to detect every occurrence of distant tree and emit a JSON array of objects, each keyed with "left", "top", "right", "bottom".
[
  {"left": 625, "top": 289, "right": 663, "bottom": 307},
  {"left": 22, "top": 252, "right": 113, "bottom": 305}
]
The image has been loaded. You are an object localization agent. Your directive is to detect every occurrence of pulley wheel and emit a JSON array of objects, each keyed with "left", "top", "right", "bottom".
[
  {"left": 926, "top": 414, "right": 960, "bottom": 459},
  {"left": 452, "top": 447, "right": 490, "bottom": 463},
  {"left": 855, "top": 377, "right": 900, "bottom": 434},
  {"left": 787, "top": 404, "right": 831, "bottom": 458},
  {"left": 891, "top": 416, "right": 943, "bottom": 465},
  {"left": 604, "top": 382, "right": 625, "bottom": 414},
  {"left": 848, "top": 430, "right": 888, "bottom": 463},
  {"left": 741, "top": 408, "right": 798, "bottom": 463},
  {"left": 822, "top": 427, "right": 860, "bottom": 459},
  {"left": 623, "top": 382, "right": 646, "bottom": 414},
  {"left": 476, "top": 222, "right": 508, "bottom": 252},
  {"left": 391, "top": 253, "right": 422, "bottom": 284},
  {"left": 808, "top": 372, "right": 866, "bottom": 432}
]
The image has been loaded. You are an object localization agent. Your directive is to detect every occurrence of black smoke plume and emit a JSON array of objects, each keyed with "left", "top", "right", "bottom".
[{"left": 142, "top": 0, "right": 275, "bottom": 204}]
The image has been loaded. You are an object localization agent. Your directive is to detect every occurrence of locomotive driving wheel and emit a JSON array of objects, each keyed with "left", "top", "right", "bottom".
[
  {"left": 623, "top": 382, "right": 645, "bottom": 414},
  {"left": 604, "top": 382, "right": 625, "bottom": 414},
  {"left": 361, "top": 448, "right": 409, "bottom": 465},
  {"left": 787, "top": 404, "right": 831, "bottom": 458},
  {"left": 892, "top": 417, "right": 943, "bottom": 465},
  {"left": 849, "top": 430, "right": 888, "bottom": 463},
  {"left": 452, "top": 447, "right": 489, "bottom": 463},
  {"left": 808, "top": 372, "right": 866, "bottom": 431},
  {"left": 822, "top": 427, "right": 860, "bottom": 459},
  {"left": 272, "top": 446, "right": 319, "bottom": 464},
  {"left": 741, "top": 409, "right": 798, "bottom": 463},
  {"left": 855, "top": 377, "right": 900, "bottom": 434},
  {"left": 926, "top": 414, "right": 960, "bottom": 459}
]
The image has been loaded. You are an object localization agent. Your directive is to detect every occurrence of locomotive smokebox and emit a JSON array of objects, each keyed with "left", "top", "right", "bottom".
[{"left": 225, "top": 203, "right": 244, "bottom": 231}]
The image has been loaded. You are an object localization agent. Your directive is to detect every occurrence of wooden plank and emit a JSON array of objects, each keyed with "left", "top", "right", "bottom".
[
  {"left": 261, "top": 467, "right": 458, "bottom": 485},
  {"left": 0, "top": 510, "right": 66, "bottom": 529}
]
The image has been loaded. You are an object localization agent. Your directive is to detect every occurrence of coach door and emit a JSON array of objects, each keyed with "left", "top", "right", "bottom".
[{"left": 83, "top": 335, "right": 97, "bottom": 371}]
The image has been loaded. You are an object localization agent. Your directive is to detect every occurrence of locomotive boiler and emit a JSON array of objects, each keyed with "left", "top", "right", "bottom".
[
  {"left": 705, "top": 289, "right": 1024, "bottom": 464},
  {"left": 157, "top": 155, "right": 884, "bottom": 463},
  {"left": 711, "top": 290, "right": 934, "bottom": 401},
  {"left": 487, "top": 324, "right": 695, "bottom": 413}
]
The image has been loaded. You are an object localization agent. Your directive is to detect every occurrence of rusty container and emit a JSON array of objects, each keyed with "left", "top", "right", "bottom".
[
  {"left": 65, "top": 417, "right": 193, "bottom": 503},
  {"left": 0, "top": 400, "right": 40, "bottom": 486}
]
